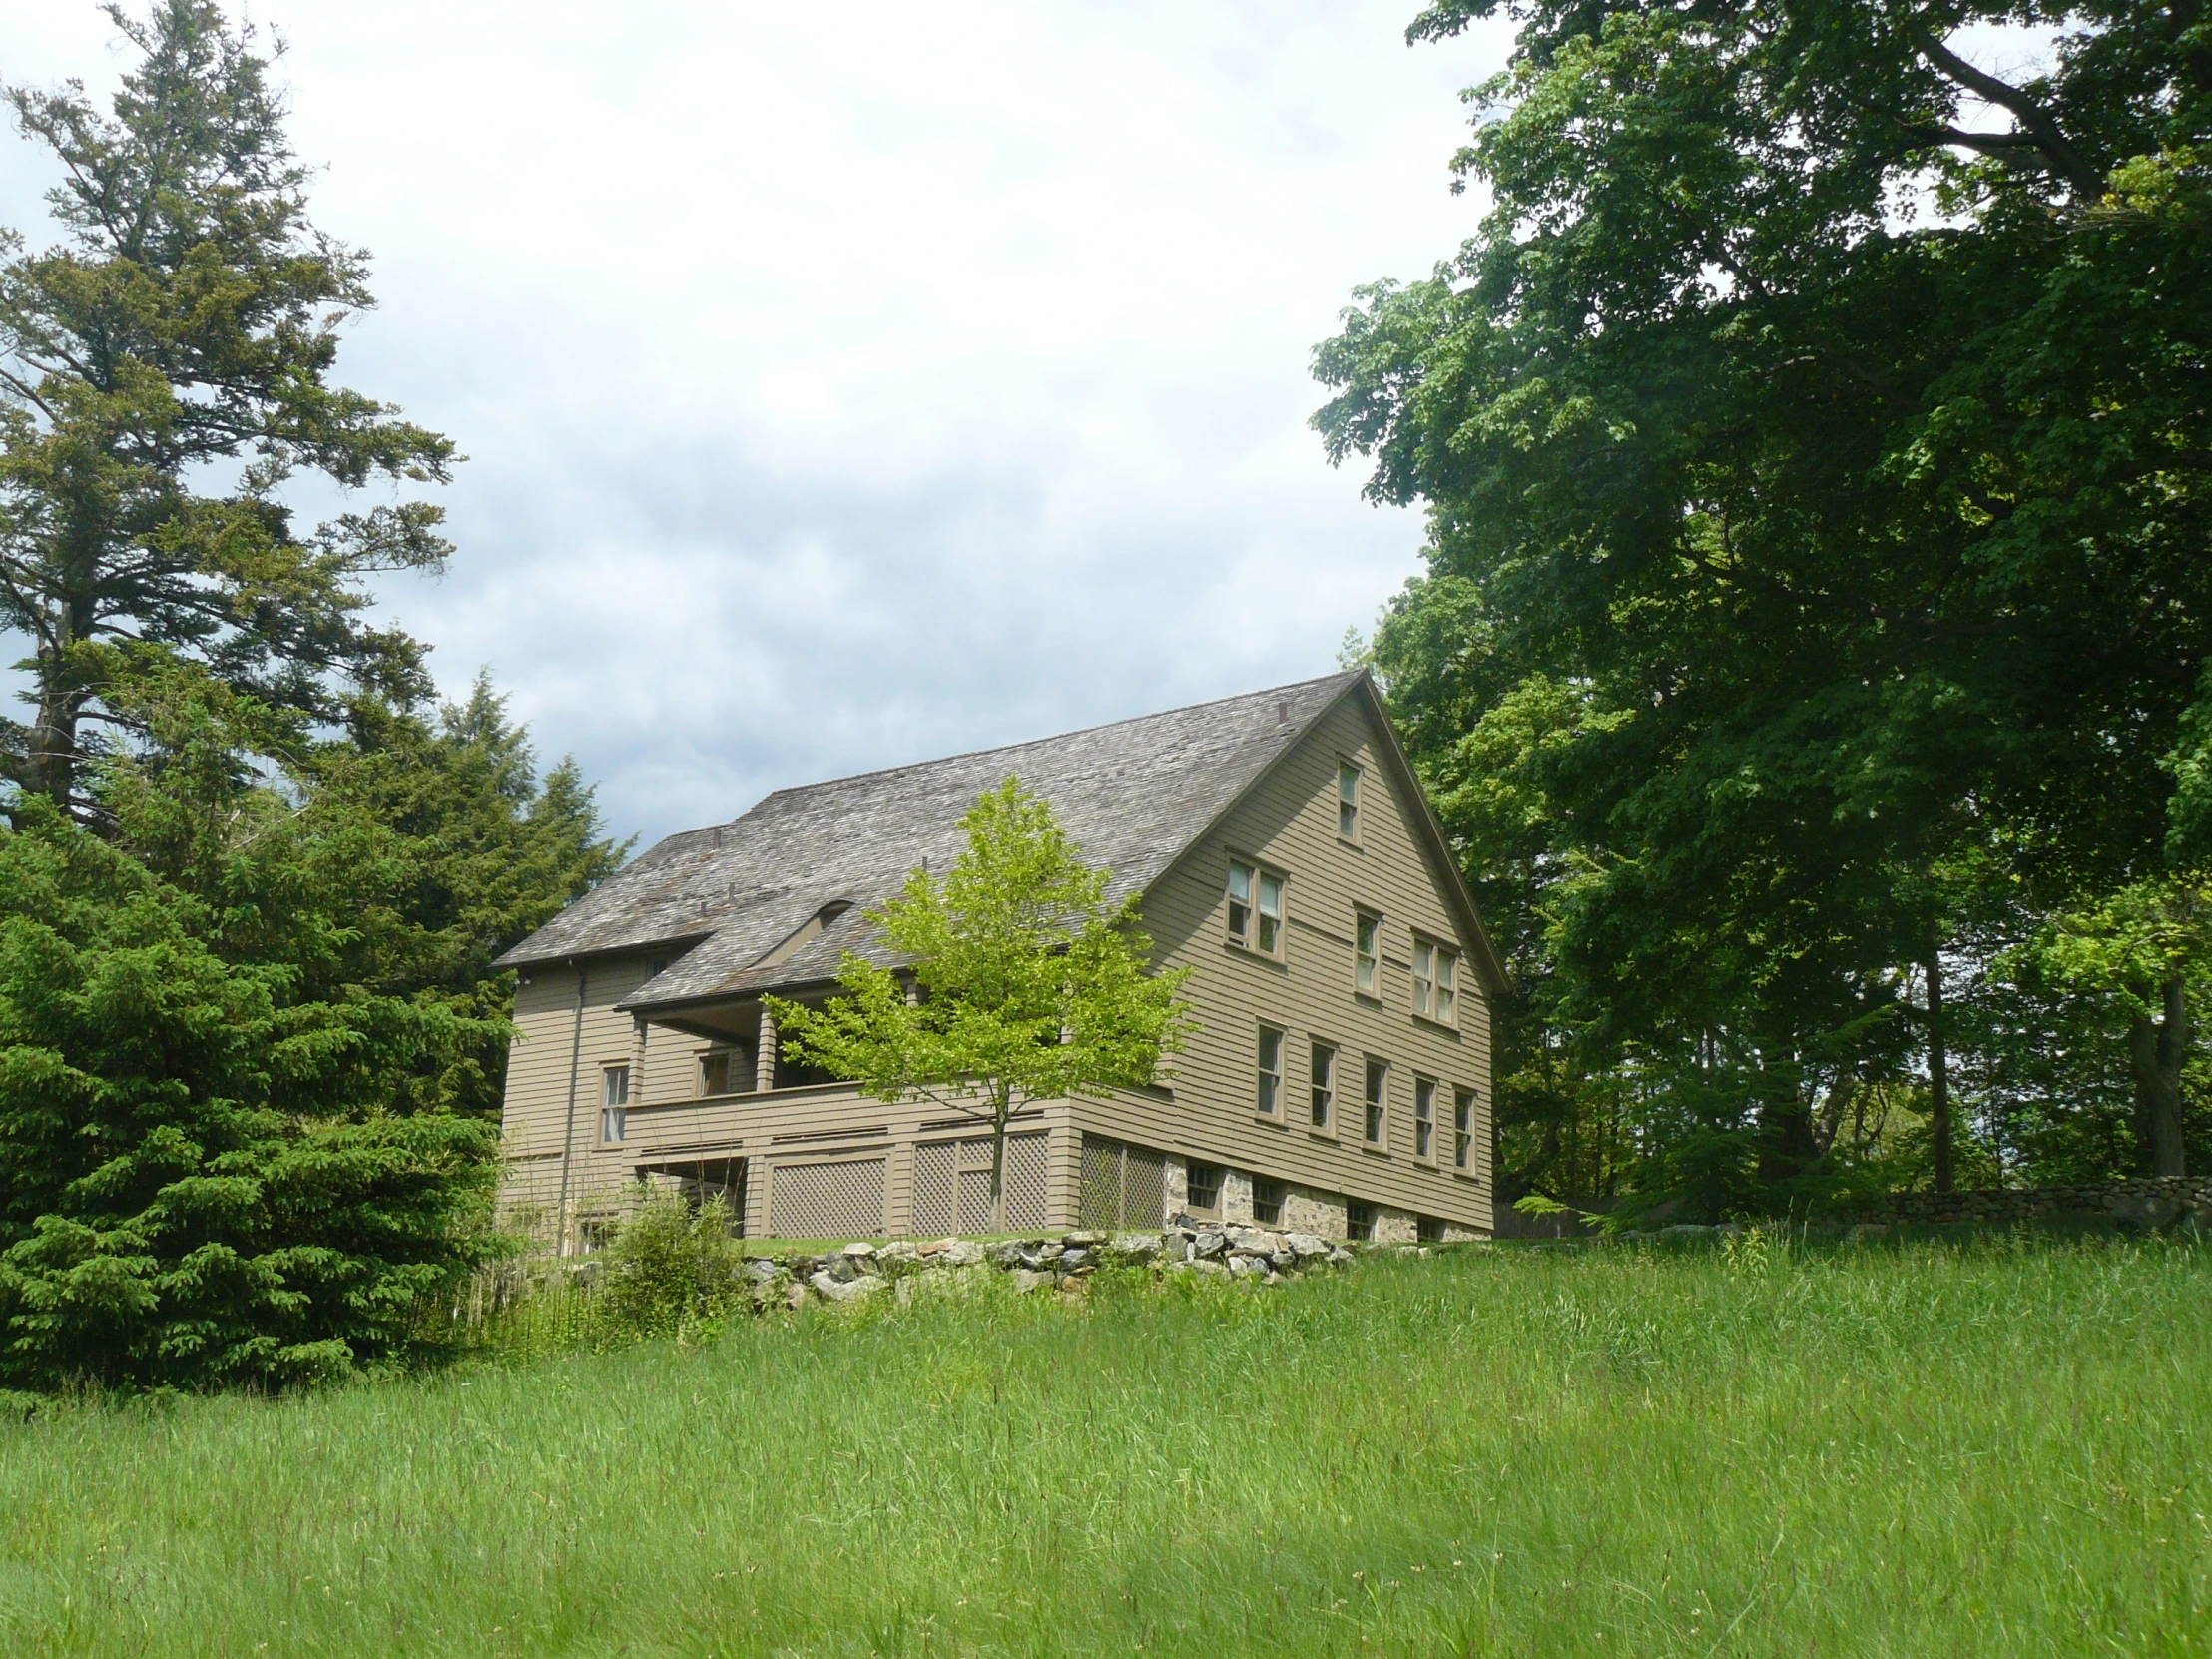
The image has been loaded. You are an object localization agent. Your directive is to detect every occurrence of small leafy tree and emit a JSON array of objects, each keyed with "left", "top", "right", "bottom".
[{"left": 773, "top": 778, "right": 1192, "bottom": 1233}]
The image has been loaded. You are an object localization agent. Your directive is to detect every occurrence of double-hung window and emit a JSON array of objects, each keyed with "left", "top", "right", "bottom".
[
  {"left": 1257, "top": 1025, "right": 1284, "bottom": 1116},
  {"left": 1338, "top": 763, "right": 1361, "bottom": 839},
  {"left": 1414, "top": 1076, "right": 1436, "bottom": 1160},
  {"left": 1228, "top": 860, "right": 1285, "bottom": 955},
  {"left": 1364, "top": 1058, "right": 1387, "bottom": 1145},
  {"left": 1453, "top": 1088, "right": 1476, "bottom": 1172},
  {"left": 600, "top": 1064, "right": 630, "bottom": 1144},
  {"left": 1356, "top": 912, "right": 1380, "bottom": 998},
  {"left": 1413, "top": 939, "right": 1461, "bottom": 1025},
  {"left": 1310, "top": 1042, "right": 1336, "bottom": 1130}
]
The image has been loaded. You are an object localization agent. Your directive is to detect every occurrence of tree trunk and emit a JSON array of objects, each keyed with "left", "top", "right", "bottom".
[
  {"left": 1927, "top": 952, "right": 1952, "bottom": 1194},
  {"left": 988, "top": 1102, "right": 1008, "bottom": 1234},
  {"left": 2127, "top": 976, "right": 2188, "bottom": 1178}
]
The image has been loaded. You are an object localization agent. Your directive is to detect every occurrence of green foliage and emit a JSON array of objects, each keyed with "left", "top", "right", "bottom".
[
  {"left": 1320, "top": 2, "right": 2212, "bottom": 1208},
  {"left": 775, "top": 777, "right": 1191, "bottom": 1226},
  {"left": 3, "top": 1239, "right": 2208, "bottom": 1654},
  {"left": 0, "top": 795, "right": 501, "bottom": 1392},
  {"left": 0, "top": 662, "right": 620, "bottom": 1391},
  {"left": 586, "top": 1189, "right": 745, "bottom": 1345},
  {"left": 0, "top": 0, "right": 457, "bottom": 815}
]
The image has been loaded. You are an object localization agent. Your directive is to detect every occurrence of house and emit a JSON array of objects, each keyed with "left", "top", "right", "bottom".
[{"left": 492, "top": 671, "right": 1505, "bottom": 1245}]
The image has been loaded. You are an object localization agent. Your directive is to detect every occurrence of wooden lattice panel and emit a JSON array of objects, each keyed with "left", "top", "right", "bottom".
[
  {"left": 1078, "top": 1134, "right": 1166, "bottom": 1230},
  {"left": 913, "top": 1132, "right": 1050, "bottom": 1234},
  {"left": 767, "top": 1157, "right": 885, "bottom": 1239}
]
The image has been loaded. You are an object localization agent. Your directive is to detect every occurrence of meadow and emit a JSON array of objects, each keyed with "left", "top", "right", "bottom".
[{"left": 3, "top": 1232, "right": 2209, "bottom": 1657}]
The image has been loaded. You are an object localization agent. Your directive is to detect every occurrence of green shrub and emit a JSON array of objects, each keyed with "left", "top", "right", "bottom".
[{"left": 587, "top": 1190, "right": 744, "bottom": 1343}]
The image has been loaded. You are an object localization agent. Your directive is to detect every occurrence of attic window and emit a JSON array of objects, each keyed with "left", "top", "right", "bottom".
[
  {"left": 1227, "top": 860, "right": 1283, "bottom": 956},
  {"left": 1339, "top": 762, "right": 1361, "bottom": 840}
]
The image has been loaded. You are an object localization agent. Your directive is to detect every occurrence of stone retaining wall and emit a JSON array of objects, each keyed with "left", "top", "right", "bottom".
[
  {"left": 1862, "top": 1175, "right": 2212, "bottom": 1231},
  {"left": 746, "top": 1221, "right": 1373, "bottom": 1310}
]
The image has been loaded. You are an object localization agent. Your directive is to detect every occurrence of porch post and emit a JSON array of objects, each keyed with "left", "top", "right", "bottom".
[{"left": 756, "top": 1005, "right": 778, "bottom": 1093}]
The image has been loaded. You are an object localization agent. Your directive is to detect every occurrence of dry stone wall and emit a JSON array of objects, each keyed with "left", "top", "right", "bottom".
[
  {"left": 744, "top": 1222, "right": 1371, "bottom": 1311},
  {"left": 1862, "top": 1176, "right": 2212, "bottom": 1231}
]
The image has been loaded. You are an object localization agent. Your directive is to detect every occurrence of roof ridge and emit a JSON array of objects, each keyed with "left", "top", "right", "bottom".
[{"left": 731, "top": 670, "right": 1360, "bottom": 818}]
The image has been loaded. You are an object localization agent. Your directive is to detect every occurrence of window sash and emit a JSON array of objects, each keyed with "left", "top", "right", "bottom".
[
  {"left": 1257, "top": 1026, "right": 1284, "bottom": 1115},
  {"left": 1364, "top": 1059, "right": 1386, "bottom": 1143},
  {"left": 1436, "top": 950, "right": 1457, "bottom": 1024},
  {"left": 1311, "top": 1043, "right": 1335, "bottom": 1128},
  {"left": 1339, "top": 764, "right": 1360, "bottom": 838},
  {"left": 1256, "top": 870, "right": 1283, "bottom": 954},
  {"left": 1415, "top": 1078, "right": 1435, "bottom": 1159},
  {"left": 603, "top": 1065, "right": 630, "bottom": 1108},
  {"left": 1412, "top": 941, "right": 1433, "bottom": 1016},
  {"left": 1187, "top": 1162, "right": 1224, "bottom": 1213},
  {"left": 1453, "top": 1088, "right": 1474, "bottom": 1169},
  {"left": 1356, "top": 913, "right": 1379, "bottom": 995},
  {"left": 1252, "top": 1178, "right": 1285, "bottom": 1226},
  {"left": 601, "top": 1104, "right": 627, "bottom": 1143},
  {"left": 1227, "top": 860, "right": 1254, "bottom": 944}
]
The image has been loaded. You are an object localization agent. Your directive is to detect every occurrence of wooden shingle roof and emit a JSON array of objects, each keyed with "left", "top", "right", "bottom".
[{"left": 495, "top": 672, "right": 1387, "bottom": 1012}]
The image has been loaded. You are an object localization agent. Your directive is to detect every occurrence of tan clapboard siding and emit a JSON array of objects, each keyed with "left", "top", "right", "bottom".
[
  {"left": 498, "top": 689, "right": 1495, "bottom": 1237},
  {"left": 1138, "top": 694, "right": 1493, "bottom": 1230}
]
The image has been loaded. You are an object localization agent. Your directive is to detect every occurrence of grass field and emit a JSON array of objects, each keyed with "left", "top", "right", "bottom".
[{"left": 4, "top": 1233, "right": 2210, "bottom": 1656}]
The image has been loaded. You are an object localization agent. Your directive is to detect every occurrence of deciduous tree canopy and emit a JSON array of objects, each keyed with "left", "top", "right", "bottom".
[{"left": 1317, "top": 0, "right": 2212, "bottom": 1214}]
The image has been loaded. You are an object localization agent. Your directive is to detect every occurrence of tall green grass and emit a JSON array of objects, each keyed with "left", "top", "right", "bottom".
[{"left": 3, "top": 1234, "right": 2208, "bottom": 1656}]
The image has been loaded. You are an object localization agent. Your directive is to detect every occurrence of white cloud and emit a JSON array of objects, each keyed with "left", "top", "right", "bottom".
[{"left": 0, "top": 0, "right": 1514, "bottom": 846}]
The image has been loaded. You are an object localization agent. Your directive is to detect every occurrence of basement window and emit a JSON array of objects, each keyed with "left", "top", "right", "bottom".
[
  {"left": 1417, "top": 1216, "right": 1445, "bottom": 1245},
  {"left": 600, "top": 1064, "right": 630, "bottom": 1144},
  {"left": 1186, "top": 1162, "right": 1224, "bottom": 1217},
  {"left": 1252, "top": 1176, "right": 1286, "bottom": 1227},
  {"left": 1347, "top": 1199, "right": 1376, "bottom": 1242}
]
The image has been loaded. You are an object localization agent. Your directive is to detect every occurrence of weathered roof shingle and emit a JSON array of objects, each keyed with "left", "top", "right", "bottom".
[{"left": 495, "top": 672, "right": 1368, "bottom": 1011}]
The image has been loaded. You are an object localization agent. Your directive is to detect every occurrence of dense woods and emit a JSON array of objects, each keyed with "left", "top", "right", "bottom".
[{"left": 1317, "top": 0, "right": 2212, "bottom": 1219}]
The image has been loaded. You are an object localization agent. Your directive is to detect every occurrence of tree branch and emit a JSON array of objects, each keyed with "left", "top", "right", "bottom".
[{"left": 1914, "top": 34, "right": 2106, "bottom": 199}]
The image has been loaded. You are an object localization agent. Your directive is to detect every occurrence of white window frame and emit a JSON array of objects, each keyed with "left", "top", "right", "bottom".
[
  {"left": 1363, "top": 1057, "right": 1387, "bottom": 1147},
  {"left": 600, "top": 1063, "right": 630, "bottom": 1144},
  {"left": 1355, "top": 910, "right": 1381, "bottom": 999},
  {"left": 1257, "top": 1024, "right": 1285, "bottom": 1117},
  {"left": 1227, "top": 858, "right": 1285, "bottom": 957},
  {"left": 1414, "top": 1076, "right": 1436, "bottom": 1162},
  {"left": 1338, "top": 761, "right": 1362, "bottom": 840},
  {"left": 1413, "top": 938, "right": 1461, "bottom": 1027},
  {"left": 1453, "top": 1087, "right": 1476, "bottom": 1172},
  {"left": 1310, "top": 1041, "right": 1336, "bottom": 1131}
]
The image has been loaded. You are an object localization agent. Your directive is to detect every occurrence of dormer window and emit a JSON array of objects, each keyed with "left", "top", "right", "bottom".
[
  {"left": 1339, "top": 762, "right": 1361, "bottom": 840},
  {"left": 1227, "top": 859, "right": 1284, "bottom": 956}
]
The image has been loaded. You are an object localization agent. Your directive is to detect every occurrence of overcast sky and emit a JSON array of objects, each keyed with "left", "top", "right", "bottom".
[{"left": 1, "top": 1, "right": 1513, "bottom": 849}]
